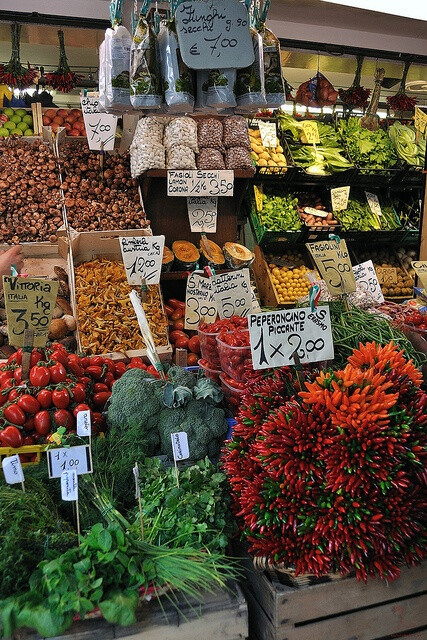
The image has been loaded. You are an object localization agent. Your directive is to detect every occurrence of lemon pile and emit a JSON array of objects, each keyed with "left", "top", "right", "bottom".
[
  {"left": 269, "top": 260, "right": 314, "bottom": 304},
  {"left": 249, "top": 128, "right": 288, "bottom": 168}
]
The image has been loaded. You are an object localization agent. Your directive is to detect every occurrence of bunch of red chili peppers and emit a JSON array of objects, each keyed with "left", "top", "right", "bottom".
[
  {"left": 338, "top": 86, "right": 371, "bottom": 110},
  {"left": 222, "top": 342, "right": 427, "bottom": 582},
  {"left": 0, "top": 23, "right": 36, "bottom": 89},
  {"left": 386, "top": 93, "right": 417, "bottom": 114},
  {"left": 45, "top": 31, "right": 82, "bottom": 93}
]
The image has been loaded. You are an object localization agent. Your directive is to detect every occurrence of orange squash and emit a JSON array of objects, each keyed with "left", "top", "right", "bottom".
[{"left": 172, "top": 240, "right": 200, "bottom": 271}]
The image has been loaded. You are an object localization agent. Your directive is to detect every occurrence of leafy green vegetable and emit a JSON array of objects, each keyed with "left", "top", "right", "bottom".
[
  {"left": 335, "top": 196, "right": 400, "bottom": 231},
  {"left": 389, "top": 121, "right": 426, "bottom": 166},
  {"left": 257, "top": 192, "right": 301, "bottom": 231},
  {"left": 290, "top": 145, "right": 352, "bottom": 174},
  {"left": 338, "top": 117, "right": 398, "bottom": 170}
]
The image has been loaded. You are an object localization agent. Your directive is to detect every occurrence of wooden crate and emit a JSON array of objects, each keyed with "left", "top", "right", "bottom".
[
  {"left": 252, "top": 244, "right": 280, "bottom": 308},
  {"left": 239, "top": 551, "right": 427, "bottom": 640},
  {"left": 14, "top": 583, "right": 248, "bottom": 640}
]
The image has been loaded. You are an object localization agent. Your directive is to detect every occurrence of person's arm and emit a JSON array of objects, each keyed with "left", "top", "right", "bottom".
[{"left": 0, "top": 245, "right": 24, "bottom": 290}]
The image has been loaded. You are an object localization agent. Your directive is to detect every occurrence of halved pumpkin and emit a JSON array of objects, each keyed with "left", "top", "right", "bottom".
[
  {"left": 172, "top": 240, "right": 200, "bottom": 271},
  {"left": 223, "top": 242, "right": 254, "bottom": 269},
  {"left": 200, "top": 238, "right": 225, "bottom": 270},
  {"left": 162, "top": 246, "right": 175, "bottom": 272}
]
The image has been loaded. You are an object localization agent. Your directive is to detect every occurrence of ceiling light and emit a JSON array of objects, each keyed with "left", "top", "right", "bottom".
[{"left": 319, "top": 1, "right": 427, "bottom": 21}]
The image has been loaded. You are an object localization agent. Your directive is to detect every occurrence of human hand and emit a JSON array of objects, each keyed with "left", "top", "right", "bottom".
[{"left": 0, "top": 245, "right": 24, "bottom": 285}]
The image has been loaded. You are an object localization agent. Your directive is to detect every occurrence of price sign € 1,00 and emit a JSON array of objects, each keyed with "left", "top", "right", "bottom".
[
  {"left": 119, "top": 236, "right": 165, "bottom": 286},
  {"left": 306, "top": 239, "right": 356, "bottom": 296},
  {"left": 3, "top": 277, "right": 59, "bottom": 348}
]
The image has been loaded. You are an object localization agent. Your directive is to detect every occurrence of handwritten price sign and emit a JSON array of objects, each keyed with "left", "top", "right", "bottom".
[
  {"left": 302, "top": 121, "right": 320, "bottom": 144},
  {"left": 411, "top": 261, "right": 427, "bottom": 290},
  {"left": 168, "top": 170, "right": 234, "bottom": 197},
  {"left": 212, "top": 269, "right": 252, "bottom": 319},
  {"left": 414, "top": 107, "right": 427, "bottom": 135},
  {"left": 352, "top": 260, "right": 384, "bottom": 304},
  {"left": 119, "top": 235, "right": 165, "bottom": 285},
  {"left": 376, "top": 267, "right": 398, "bottom": 287},
  {"left": 365, "top": 192, "right": 382, "bottom": 217},
  {"left": 249, "top": 306, "right": 334, "bottom": 370},
  {"left": 259, "top": 121, "right": 277, "bottom": 148},
  {"left": 2, "top": 277, "right": 59, "bottom": 348},
  {"left": 187, "top": 197, "right": 218, "bottom": 233},
  {"left": 185, "top": 272, "right": 217, "bottom": 330},
  {"left": 80, "top": 96, "right": 117, "bottom": 151},
  {"left": 306, "top": 239, "right": 356, "bottom": 296},
  {"left": 47, "top": 445, "right": 93, "bottom": 479},
  {"left": 331, "top": 186, "right": 350, "bottom": 212}
]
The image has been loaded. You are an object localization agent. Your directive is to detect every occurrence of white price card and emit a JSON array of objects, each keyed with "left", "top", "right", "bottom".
[
  {"left": 365, "top": 192, "right": 382, "bottom": 217},
  {"left": 212, "top": 269, "right": 252, "bottom": 319},
  {"left": 352, "top": 260, "right": 384, "bottom": 304},
  {"left": 168, "top": 170, "right": 234, "bottom": 197},
  {"left": 304, "top": 206, "right": 328, "bottom": 218},
  {"left": 119, "top": 235, "right": 165, "bottom": 285},
  {"left": 76, "top": 410, "right": 92, "bottom": 437},
  {"left": 258, "top": 121, "right": 277, "bottom": 148},
  {"left": 61, "top": 470, "right": 78, "bottom": 502},
  {"left": 251, "top": 286, "right": 261, "bottom": 313},
  {"left": 411, "top": 261, "right": 427, "bottom": 290},
  {"left": 185, "top": 272, "right": 217, "bottom": 330},
  {"left": 306, "top": 239, "right": 356, "bottom": 296},
  {"left": 249, "top": 306, "right": 334, "bottom": 370},
  {"left": 187, "top": 197, "right": 218, "bottom": 233},
  {"left": 171, "top": 432, "right": 190, "bottom": 462},
  {"left": 47, "top": 445, "right": 93, "bottom": 479},
  {"left": 80, "top": 96, "right": 118, "bottom": 151},
  {"left": 331, "top": 186, "right": 350, "bottom": 212},
  {"left": 2, "top": 455, "right": 24, "bottom": 485}
]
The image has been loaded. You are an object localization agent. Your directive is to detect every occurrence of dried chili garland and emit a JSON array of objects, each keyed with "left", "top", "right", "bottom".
[
  {"left": 45, "top": 31, "right": 82, "bottom": 93},
  {"left": 0, "top": 23, "right": 36, "bottom": 89},
  {"left": 338, "top": 55, "right": 371, "bottom": 111},
  {"left": 386, "top": 61, "right": 417, "bottom": 114},
  {"left": 223, "top": 342, "right": 427, "bottom": 582}
]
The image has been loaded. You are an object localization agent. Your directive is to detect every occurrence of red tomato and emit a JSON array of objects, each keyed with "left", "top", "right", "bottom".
[
  {"left": 103, "top": 372, "right": 115, "bottom": 388},
  {"left": 164, "top": 304, "right": 174, "bottom": 317},
  {"left": 103, "top": 358, "right": 115, "bottom": 373},
  {"left": 49, "top": 362, "right": 67, "bottom": 384},
  {"left": 13, "top": 367, "right": 22, "bottom": 384},
  {"left": 171, "top": 309, "right": 184, "bottom": 321},
  {"left": 0, "top": 425, "right": 23, "bottom": 448},
  {"left": 170, "top": 330, "right": 189, "bottom": 343},
  {"left": 71, "top": 384, "right": 86, "bottom": 403},
  {"left": 168, "top": 299, "right": 186, "bottom": 310},
  {"left": 411, "top": 313, "right": 424, "bottom": 326},
  {"left": 23, "top": 417, "right": 35, "bottom": 432},
  {"left": 52, "top": 389, "right": 70, "bottom": 409},
  {"left": 54, "top": 409, "right": 74, "bottom": 429},
  {"left": 30, "top": 350, "right": 45, "bottom": 367},
  {"left": 91, "top": 412, "right": 106, "bottom": 433},
  {"left": 29, "top": 365, "right": 51, "bottom": 388},
  {"left": 85, "top": 365, "right": 103, "bottom": 380},
  {"left": 17, "top": 394, "right": 41, "bottom": 414},
  {"left": 147, "top": 365, "right": 160, "bottom": 378},
  {"left": 7, "top": 389, "right": 19, "bottom": 402},
  {"left": 94, "top": 383, "right": 109, "bottom": 393},
  {"left": 34, "top": 410, "right": 51, "bottom": 435},
  {"left": 79, "top": 376, "right": 91, "bottom": 388},
  {"left": 0, "top": 392, "right": 9, "bottom": 407},
  {"left": 50, "top": 350, "right": 69, "bottom": 366},
  {"left": 23, "top": 435, "right": 35, "bottom": 445},
  {"left": 93, "top": 391, "right": 111, "bottom": 407},
  {"left": 114, "top": 362, "right": 127, "bottom": 377},
  {"left": 187, "top": 353, "right": 199, "bottom": 366},
  {"left": 173, "top": 319, "right": 185, "bottom": 331},
  {"left": 7, "top": 349, "right": 22, "bottom": 365},
  {"left": 80, "top": 357, "right": 90, "bottom": 369},
  {"left": 73, "top": 403, "right": 91, "bottom": 418},
  {"left": 188, "top": 336, "right": 201, "bottom": 354},
  {"left": 37, "top": 389, "right": 52, "bottom": 408},
  {"left": 4, "top": 404, "right": 26, "bottom": 426},
  {"left": 91, "top": 356, "right": 105, "bottom": 367},
  {"left": 0, "top": 371, "right": 13, "bottom": 386},
  {"left": 175, "top": 337, "right": 189, "bottom": 349},
  {"left": 67, "top": 360, "right": 83, "bottom": 377}
]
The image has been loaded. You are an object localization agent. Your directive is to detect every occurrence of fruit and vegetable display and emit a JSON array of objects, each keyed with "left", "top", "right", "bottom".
[
  {"left": 255, "top": 190, "right": 301, "bottom": 232},
  {"left": 223, "top": 341, "right": 426, "bottom": 581},
  {"left": 338, "top": 116, "right": 398, "bottom": 170},
  {"left": 335, "top": 195, "right": 400, "bottom": 231},
  {"left": 0, "top": 139, "right": 63, "bottom": 243},
  {"left": 357, "top": 248, "right": 414, "bottom": 298},
  {"left": 75, "top": 258, "right": 168, "bottom": 355},
  {"left": 249, "top": 127, "right": 288, "bottom": 170},
  {"left": 0, "top": 107, "right": 34, "bottom": 137},
  {"left": 388, "top": 122, "right": 426, "bottom": 167},
  {"left": 42, "top": 107, "right": 86, "bottom": 137}
]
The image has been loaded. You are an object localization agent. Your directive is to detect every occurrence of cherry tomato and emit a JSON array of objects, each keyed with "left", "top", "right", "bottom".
[
  {"left": 54, "top": 409, "right": 74, "bottom": 429},
  {"left": 188, "top": 336, "right": 201, "bottom": 354},
  {"left": 172, "top": 319, "right": 185, "bottom": 331},
  {"left": 23, "top": 435, "right": 35, "bottom": 445},
  {"left": 30, "top": 350, "right": 44, "bottom": 367},
  {"left": 23, "top": 417, "right": 35, "bottom": 432},
  {"left": 103, "top": 358, "right": 115, "bottom": 374},
  {"left": 50, "top": 342, "right": 67, "bottom": 353},
  {"left": 0, "top": 371, "right": 13, "bottom": 386},
  {"left": 103, "top": 372, "right": 115, "bottom": 388},
  {"left": 146, "top": 365, "right": 160, "bottom": 378},
  {"left": 52, "top": 389, "right": 70, "bottom": 409},
  {"left": 93, "top": 391, "right": 111, "bottom": 407},
  {"left": 91, "top": 411, "right": 106, "bottom": 432},
  {"left": 85, "top": 365, "right": 103, "bottom": 380},
  {"left": 0, "top": 425, "right": 23, "bottom": 448},
  {"left": 73, "top": 403, "right": 91, "bottom": 418},
  {"left": 34, "top": 410, "right": 51, "bottom": 435},
  {"left": 175, "top": 337, "right": 189, "bottom": 349},
  {"left": 37, "top": 389, "right": 52, "bottom": 408},
  {"left": 7, "top": 349, "right": 22, "bottom": 365},
  {"left": 13, "top": 367, "right": 22, "bottom": 384},
  {"left": 17, "top": 394, "right": 41, "bottom": 415},
  {"left": 50, "top": 350, "right": 69, "bottom": 366},
  {"left": 29, "top": 365, "right": 51, "bottom": 388},
  {"left": 4, "top": 404, "right": 26, "bottom": 426},
  {"left": 171, "top": 309, "right": 184, "bottom": 321},
  {"left": 49, "top": 362, "right": 67, "bottom": 384},
  {"left": 168, "top": 298, "right": 186, "bottom": 310},
  {"left": 93, "top": 383, "right": 108, "bottom": 393},
  {"left": 71, "top": 384, "right": 86, "bottom": 403},
  {"left": 164, "top": 304, "right": 174, "bottom": 317},
  {"left": 114, "top": 362, "right": 127, "bottom": 377},
  {"left": 91, "top": 356, "right": 105, "bottom": 367},
  {"left": 169, "top": 330, "right": 189, "bottom": 343},
  {"left": 79, "top": 357, "right": 90, "bottom": 369},
  {"left": 0, "top": 392, "right": 9, "bottom": 407},
  {"left": 7, "top": 389, "right": 19, "bottom": 402},
  {"left": 79, "top": 376, "right": 91, "bottom": 388},
  {"left": 187, "top": 353, "right": 198, "bottom": 366}
]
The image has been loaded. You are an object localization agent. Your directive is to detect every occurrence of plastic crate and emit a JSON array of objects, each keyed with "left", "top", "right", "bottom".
[{"left": 0, "top": 444, "right": 47, "bottom": 466}]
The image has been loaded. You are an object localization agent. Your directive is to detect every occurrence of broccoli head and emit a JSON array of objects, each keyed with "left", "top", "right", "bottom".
[
  {"left": 159, "top": 407, "right": 227, "bottom": 461},
  {"left": 167, "top": 366, "right": 197, "bottom": 390}
]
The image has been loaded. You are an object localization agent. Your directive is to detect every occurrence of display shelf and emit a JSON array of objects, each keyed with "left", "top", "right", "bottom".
[{"left": 161, "top": 268, "right": 233, "bottom": 281}]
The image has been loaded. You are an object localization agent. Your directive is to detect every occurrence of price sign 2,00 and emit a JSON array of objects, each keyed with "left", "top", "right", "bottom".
[{"left": 306, "top": 239, "right": 356, "bottom": 296}]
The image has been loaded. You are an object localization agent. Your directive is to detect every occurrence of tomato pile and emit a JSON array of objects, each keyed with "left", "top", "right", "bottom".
[
  {"left": 0, "top": 343, "right": 159, "bottom": 458},
  {"left": 164, "top": 298, "right": 201, "bottom": 366},
  {"left": 198, "top": 316, "right": 248, "bottom": 369},
  {"left": 404, "top": 310, "right": 427, "bottom": 334},
  {"left": 217, "top": 329, "right": 253, "bottom": 382},
  {"left": 219, "top": 372, "right": 245, "bottom": 409}
]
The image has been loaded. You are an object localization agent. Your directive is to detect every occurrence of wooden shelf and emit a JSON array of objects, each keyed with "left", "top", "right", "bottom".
[{"left": 161, "top": 268, "right": 233, "bottom": 281}]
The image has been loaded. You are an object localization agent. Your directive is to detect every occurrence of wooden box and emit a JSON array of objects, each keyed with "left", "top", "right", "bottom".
[{"left": 252, "top": 244, "right": 280, "bottom": 308}]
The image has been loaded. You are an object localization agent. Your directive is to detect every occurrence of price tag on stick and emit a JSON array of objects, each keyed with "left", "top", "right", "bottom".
[
  {"left": 2, "top": 455, "right": 24, "bottom": 486},
  {"left": 306, "top": 239, "right": 356, "bottom": 296},
  {"left": 352, "top": 261, "right": 384, "bottom": 304},
  {"left": 249, "top": 306, "right": 334, "bottom": 370},
  {"left": 365, "top": 192, "right": 382, "bottom": 217},
  {"left": 212, "top": 269, "right": 252, "bottom": 319},
  {"left": 258, "top": 121, "right": 277, "bottom": 148},
  {"left": 302, "top": 121, "right": 320, "bottom": 144},
  {"left": 171, "top": 431, "right": 190, "bottom": 489},
  {"left": 76, "top": 410, "right": 92, "bottom": 437},
  {"left": 2, "top": 277, "right": 59, "bottom": 348},
  {"left": 411, "top": 261, "right": 427, "bottom": 291},
  {"left": 61, "top": 470, "right": 78, "bottom": 502},
  {"left": 168, "top": 170, "right": 234, "bottom": 197},
  {"left": 185, "top": 272, "right": 217, "bottom": 330},
  {"left": 119, "top": 236, "right": 165, "bottom": 286},
  {"left": 187, "top": 197, "right": 218, "bottom": 233},
  {"left": 47, "top": 445, "right": 93, "bottom": 479},
  {"left": 80, "top": 96, "right": 117, "bottom": 151},
  {"left": 331, "top": 186, "right": 350, "bottom": 212}
]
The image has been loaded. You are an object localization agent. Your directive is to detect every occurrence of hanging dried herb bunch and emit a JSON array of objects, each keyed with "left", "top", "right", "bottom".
[
  {"left": 386, "top": 61, "right": 417, "bottom": 114},
  {"left": 338, "top": 55, "right": 371, "bottom": 111},
  {"left": 45, "top": 30, "right": 82, "bottom": 93},
  {"left": 0, "top": 23, "right": 37, "bottom": 89}
]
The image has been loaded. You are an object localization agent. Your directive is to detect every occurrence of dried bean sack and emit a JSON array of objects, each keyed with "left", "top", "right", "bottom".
[
  {"left": 130, "top": 17, "right": 162, "bottom": 109},
  {"left": 130, "top": 123, "right": 165, "bottom": 178},
  {"left": 134, "top": 116, "right": 165, "bottom": 145},
  {"left": 261, "top": 25, "right": 286, "bottom": 108},
  {"left": 223, "top": 116, "right": 251, "bottom": 149},
  {"left": 236, "top": 30, "right": 266, "bottom": 111},
  {"left": 206, "top": 69, "right": 237, "bottom": 109},
  {"left": 164, "top": 117, "right": 198, "bottom": 152},
  {"left": 198, "top": 118, "right": 224, "bottom": 150},
  {"left": 197, "top": 148, "right": 225, "bottom": 170},
  {"left": 158, "top": 22, "right": 195, "bottom": 112},
  {"left": 104, "top": 25, "right": 132, "bottom": 111},
  {"left": 225, "top": 147, "right": 253, "bottom": 170},
  {"left": 166, "top": 145, "right": 196, "bottom": 169}
]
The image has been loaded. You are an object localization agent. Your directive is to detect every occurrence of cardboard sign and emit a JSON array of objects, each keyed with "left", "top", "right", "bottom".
[
  {"left": 302, "top": 121, "right": 320, "bottom": 144},
  {"left": 2, "top": 455, "right": 24, "bottom": 485},
  {"left": 61, "top": 470, "right": 78, "bottom": 502},
  {"left": 366, "top": 192, "right": 382, "bottom": 217},
  {"left": 47, "top": 445, "right": 93, "bottom": 479},
  {"left": 80, "top": 96, "right": 118, "bottom": 151},
  {"left": 352, "top": 260, "right": 384, "bottom": 304},
  {"left": 171, "top": 432, "right": 190, "bottom": 462},
  {"left": 414, "top": 107, "right": 427, "bottom": 135},
  {"left": 376, "top": 267, "right": 398, "bottom": 287},
  {"left": 185, "top": 272, "right": 217, "bottom": 330},
  {"left": 249, "top": 306, "right": 334, "bottom": 370},
  {"left": 2, "top": 277, "right": 59, "bottom": 348},
  {"left": 411, "top": 261, "right": 427, "bottom": 290},
  {"left": 119, "top": 235, "right": 165, "bottom": 285},
  {"left": 306, "top": 239, "right": 356, "bottom": 296},
  {"left": 259, "top": 121, "right": 277, "bottom": 148},
  {"left": 76, "top": 410, "right": 92, "bottom": 437},
  {"left": 168, "top": 170, "right": 234, "bottom": 197},
  {"left": 187, "top": 197, "right": 218, "bottom": 233},
  {"left": 254, "top": 185, "right": 263, "bottom": 212},
  {"left": 175, "top": 0, "right": 254, "bottom": 70},
  {"left": 331, "top": 186, "right": 350, "bottom": 212},
  {"left": 212, "top": 269, "right": 252, "bottom": 319}
]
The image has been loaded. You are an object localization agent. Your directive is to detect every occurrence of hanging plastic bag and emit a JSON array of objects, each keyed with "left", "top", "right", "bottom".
[
  {"left": 295, "top": 72, "right": 338, "bottom": 107},
  {"left": 260, "top": 25, "right": 286, "bottom": 108},
  {"left": 158, "top": 21, "right": 195, "bottom": 113},
  {"left": 206, "top": 69, "right": 237, "bottom": 109},
  {"left": 236, "top": 29, "right": 266, "bottom": 111},
  {"left": 130, "top": 16, "right": 163, "bottom": 109},
  {"left": 104, "top": 25, "right": 132, "bottom": 111},
  {"left": 98, "top": 40, "right": 107, "bottom": 112}
]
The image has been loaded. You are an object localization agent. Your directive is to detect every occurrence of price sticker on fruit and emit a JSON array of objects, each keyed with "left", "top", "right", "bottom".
[
  {"left": 187, "top": 197, "right": 218, "bottom": 233},
  {"left": 80, "top": 96, "right": 117, "bottom": 151},
  {"left": 212, "top": 269, "right": 252, "bottom": 319},
  {"left": 306, "top": 239, "right": 356, "bottom": 296},
  {"left": 249, "top": 306, "right": 334, "bottom": 370},
  {"left": 119, "top": 235, "right": 165, "bottom": 285},
  {"left": 2, "top": 277, "right": 59, "bottom": 348},
  {"left": 185, "top": 272, "right": 217, "bottom": 330}
]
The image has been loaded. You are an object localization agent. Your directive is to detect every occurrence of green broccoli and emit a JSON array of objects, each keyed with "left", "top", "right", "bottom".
[
  {"left": 159, "top": 407, "right": 227, "bottom": 461},
  {"left": 107, "top": 369, "right": 162, "bottom": 436},
  {"left": 167, "top": 366, "right": 197, "bottom": 390}
]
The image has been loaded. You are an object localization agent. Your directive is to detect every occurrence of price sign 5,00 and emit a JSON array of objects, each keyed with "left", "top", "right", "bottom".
[
  {"left": 212, "top": 269, "right": 252, "bottom": 319},
  {"left": 185, "top": 272, "right": 217, "bottom": 330},
  {"left": 306, "top": 239, "right": 356, "bottom": 296}
]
